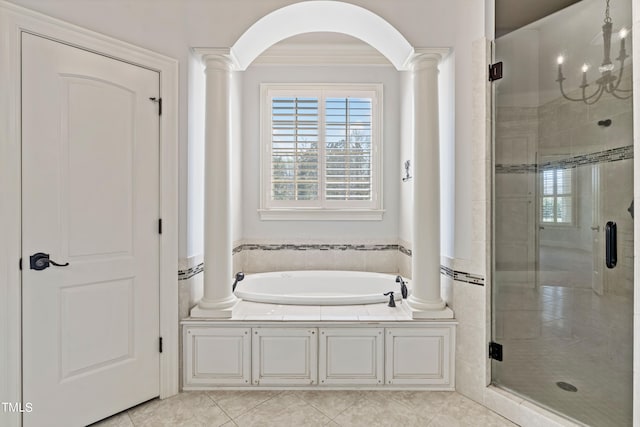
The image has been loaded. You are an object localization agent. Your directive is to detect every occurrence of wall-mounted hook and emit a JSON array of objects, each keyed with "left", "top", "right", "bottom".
[{"left": 402, "top": 160, "right": 412, "bottom": 182}]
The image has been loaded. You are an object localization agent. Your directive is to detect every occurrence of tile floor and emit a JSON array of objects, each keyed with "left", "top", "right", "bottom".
[
  {"left": 493, "top": 284, "right": 633, "bottom": 427},
  {"left": 92, "top": 390, "right": 517, "bottom": 427}
]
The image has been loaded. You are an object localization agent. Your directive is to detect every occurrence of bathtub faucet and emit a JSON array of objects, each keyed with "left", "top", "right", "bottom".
[
  {"left": 232, "top": 272, "right": 245, "bottom": 292},
  {"left": 395, "top": 275, "right": 408, "bottom": 299},
  {"left": 383, "top": 291, "right": 396, "bottom": 307}
]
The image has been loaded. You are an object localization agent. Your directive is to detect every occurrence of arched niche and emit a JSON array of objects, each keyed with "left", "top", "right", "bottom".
[
  {"left": 230, "top": 1, "right": 414, "bottom": 70},
  {"left": 192, "top": 0, "right": 452, "bottom": 319}
]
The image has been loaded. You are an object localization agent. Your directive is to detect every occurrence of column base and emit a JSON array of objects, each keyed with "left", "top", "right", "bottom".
[
  {"left": 190, "top": 296, "right": 238, "bottom": 319},
  {"left": 406, "top": 296, "right": 454, "bottom": 319}
]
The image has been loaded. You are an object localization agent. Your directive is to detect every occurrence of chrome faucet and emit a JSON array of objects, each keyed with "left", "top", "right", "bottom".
[{"left": 395, "top": 275, "right": 408, "bottom": 299}]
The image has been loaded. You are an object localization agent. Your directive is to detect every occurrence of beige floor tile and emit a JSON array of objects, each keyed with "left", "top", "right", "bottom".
[
  {"left": 89, "top": 411, "right": 134, "bottom": 427},
  {"left": 128, "top": 392, "right": 230, "bottom": 427},
  {"left": 332, "top": 393, "right": 430, "bottom": 427},
  {"left": 207, "top": 390, "right": 282, "bottom": 418},
  {"left": 296, "top": 390, "right": 365, "bottom": 419},
  {"left": 234, "top": 391, "right": 331, "bottom": 427}
]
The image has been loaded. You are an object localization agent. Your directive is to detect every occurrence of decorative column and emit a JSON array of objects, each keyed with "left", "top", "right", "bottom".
[
  {"left": 406, "top": 51, "right": 453, "bottom": 319},
  {"left": 191, "top": 50, "right": 238, "bottom": 318}
]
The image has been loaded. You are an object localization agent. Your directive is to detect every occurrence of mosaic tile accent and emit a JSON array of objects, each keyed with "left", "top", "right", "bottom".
[
  {"left": 398, "top": 244, "right": 412, "bottom": 257},
  {"left": 178, "top": 263, "right": 203, "bottom": 281},
  {"left": 495, "top": 163, "right": 538, "bottom": 174},
  {"left": 496, "top": 145, "right": 633, "bottom": 174},
  {"left": 178, "top": 243, "right": 486, "bottom": 286},
  {"left": 440, "top": 265, "right": 485, "bottom": 286},
  {"left": 233, "top": 243, "right": 399, "bottom": 253}
]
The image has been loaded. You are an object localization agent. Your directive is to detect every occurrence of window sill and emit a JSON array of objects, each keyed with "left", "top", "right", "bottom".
[{"left": 258, "top": 209, "right": 385, "bottom": 221}]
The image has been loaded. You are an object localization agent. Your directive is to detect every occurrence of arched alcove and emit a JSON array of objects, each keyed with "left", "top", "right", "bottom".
[
  {"left": 230, "top": 1, "right": 414, "bottom": 70},
  {"left": 192, "top": 0, "right": 451, "bottom": 319}
]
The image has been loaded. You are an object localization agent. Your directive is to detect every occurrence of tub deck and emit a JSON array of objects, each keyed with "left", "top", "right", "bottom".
[{"left": 227, "top": 299, "right": 414, "bottom": 321}]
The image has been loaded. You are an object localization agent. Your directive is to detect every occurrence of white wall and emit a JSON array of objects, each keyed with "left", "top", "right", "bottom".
[
  {"left": 241, "top": 64, "right": 400, "bottom": 240},
  {"left": 7, "top": 0, "right": 483, "bottom": 262}
]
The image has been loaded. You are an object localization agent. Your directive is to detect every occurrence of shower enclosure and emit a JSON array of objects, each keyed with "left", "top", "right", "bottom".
[{"left": 492, "top": 0, "right": 633, "bottom": 425}]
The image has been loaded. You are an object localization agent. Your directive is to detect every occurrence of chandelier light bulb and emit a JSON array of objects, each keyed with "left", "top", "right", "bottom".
[{"left": 555, "top": 0, "right": 631, "bottom": 104}]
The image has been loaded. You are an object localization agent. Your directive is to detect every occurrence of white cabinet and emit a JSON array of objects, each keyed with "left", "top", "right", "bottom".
[
  {"left": 183, "top": 327, "right": 251, "bottom": 386},
  {"left": 182, "top": 322, "right": 456, "bottom": 389},
  {"left": 252, "top": 328, "right": 318, "bottom": 385},
  {"left": 319, "top": 328, "right": 384, "bottom": 385},
  {"left": 385, "top": 327, "right": 454, "bottom": 387}
]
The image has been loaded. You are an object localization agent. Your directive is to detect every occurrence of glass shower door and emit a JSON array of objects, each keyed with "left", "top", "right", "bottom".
[{"left": 492, "top": 0, "right": 633, "bottom": 425}]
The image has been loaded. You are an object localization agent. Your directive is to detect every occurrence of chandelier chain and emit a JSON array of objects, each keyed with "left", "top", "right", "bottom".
[{"left": 605, "top": 0, "right": 611, "bottom": 23}]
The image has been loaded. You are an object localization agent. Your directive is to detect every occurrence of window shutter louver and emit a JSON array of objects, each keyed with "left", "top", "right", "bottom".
[
  {"left": 325, "top": 97, "right": 373, "bottom": 201},
  {"left": 271, "top": 97, "right": 319, "bottom": 201}
]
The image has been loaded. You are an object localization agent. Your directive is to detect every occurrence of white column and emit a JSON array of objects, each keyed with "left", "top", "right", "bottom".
[
  {"left": 191, "top": 52, "right": 238, "bottom": 318},
  {"left": 406, "top": 52, "right": 453, "bottom": 319}
]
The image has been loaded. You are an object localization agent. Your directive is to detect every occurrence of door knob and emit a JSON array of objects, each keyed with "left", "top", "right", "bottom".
[{"left": 29, "top": 252, "right": 69, "bottom": 271}]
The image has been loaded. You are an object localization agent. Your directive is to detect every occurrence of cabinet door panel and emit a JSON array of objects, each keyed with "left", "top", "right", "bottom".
[
  {"left": 252, "top": 328, "right": 317, "bottom": 385},
  {"left": 319, "top": 328, "right": 383, "bottom": 385},
  {"left": 184, "top": 327, "right": 251, "bottom": 386}
]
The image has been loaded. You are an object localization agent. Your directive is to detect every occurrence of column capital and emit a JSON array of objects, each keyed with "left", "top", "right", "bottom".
[
  {"left": 192, "top": 47, "right": 240, "bottom": 71},
  {"left": 405, "top": 47, "right": 450, "bottom": 71}
]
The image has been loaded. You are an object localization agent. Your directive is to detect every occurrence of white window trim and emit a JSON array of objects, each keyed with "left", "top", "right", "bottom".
[
  {"left": 539, "top": 165, "right": 577, "bottom": 227},
  {"left": 259, "top": 83, "right": 384, "bottom": 220}
]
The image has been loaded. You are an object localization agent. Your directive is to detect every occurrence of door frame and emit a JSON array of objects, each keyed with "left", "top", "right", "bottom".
[{"left": 0, "top": 2, "right": 179, "bottom": 426}]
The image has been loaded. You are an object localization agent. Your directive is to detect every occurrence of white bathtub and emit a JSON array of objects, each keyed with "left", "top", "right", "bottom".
[{"left": 233, "top": 270, "right": 409, "bottom": 305}]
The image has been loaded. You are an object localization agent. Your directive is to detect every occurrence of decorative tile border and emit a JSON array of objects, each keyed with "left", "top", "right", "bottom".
[
  {"left": 440, "top": 265, "right": 485, "bottom": 286},
  {"left": 232, "top": 243, "right": 399, "bottom": 253},
  {"left": 495, "top": 163, "right": 537, "bottom": 174},
  {"left": 178, "top": 263, "right": 203, "bottom": 281},
  {"left": 496, "top": 145, "right": 633, "bottom": 174},
  {"left": 175, "top": 243, "right": 486, "bottom": 286}
]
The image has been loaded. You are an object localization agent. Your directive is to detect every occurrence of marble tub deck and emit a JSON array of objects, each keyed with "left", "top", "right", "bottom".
[
  {"left": 223, "top": 299, "right": 417, "bottom": 321},
  {"left": 92, "top": 389, "right": 516, "bottom": 427}
]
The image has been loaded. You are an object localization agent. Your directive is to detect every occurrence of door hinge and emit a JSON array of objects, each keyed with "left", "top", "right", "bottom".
[
  {"left": 19, "top": 258, "right": 22, "bottom": 270},
  {"left": 489, "top": 62, "right": 503, "bottom": 82},
  {"left": 159, "top": 337, "right": 163, "bottom": 353},
  {"left": 149, "top": 97, "right": 162, "bottom": 116},
  {"left": 158, "top": 218, "right": 162, "bottom": 235},
  {"left": 489, "top": 341, "right": 503, "bottom": 361}
]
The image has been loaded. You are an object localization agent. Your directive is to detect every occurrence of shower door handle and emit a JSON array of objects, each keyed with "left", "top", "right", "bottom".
[{"left": 605, "top": 221, "right": 617, "bottom": 269}]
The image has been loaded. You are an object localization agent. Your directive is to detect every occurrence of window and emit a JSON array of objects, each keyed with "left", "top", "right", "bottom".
[
  {"left": 541, "top": 167, "right": 574, "bottom": 225},
  {"left": 260, "top": 84, "right": 383, "bottom": 220}
]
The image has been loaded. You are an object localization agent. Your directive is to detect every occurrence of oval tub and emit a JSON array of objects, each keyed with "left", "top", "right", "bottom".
[{"left": 233, "top": 270, "right": 409, "bottom": 305}]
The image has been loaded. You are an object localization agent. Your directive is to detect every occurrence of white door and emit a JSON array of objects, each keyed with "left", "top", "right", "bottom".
[{"left": 21, "top": 33, "right": 161, "bottom": 427}]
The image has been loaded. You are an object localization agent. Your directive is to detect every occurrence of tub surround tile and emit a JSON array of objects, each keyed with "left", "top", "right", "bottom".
[{"left": 179, "top": 242, "right": 486, "bottom": 288}]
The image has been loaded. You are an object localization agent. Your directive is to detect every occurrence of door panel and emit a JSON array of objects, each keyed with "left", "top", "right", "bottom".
[{"left": 22, "top": 33, "right": 160, "bottom": 427}]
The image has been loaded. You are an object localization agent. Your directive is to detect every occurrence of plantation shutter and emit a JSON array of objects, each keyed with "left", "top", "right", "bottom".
[
  {"left": 271, "top": 97, "right": 319, "bottom": 201},
  {"left": 541, "top": 167, "right": 573, "bottom": 224},
  {"left": 325, "top": 97, "right": 373, "bottom": 201}
]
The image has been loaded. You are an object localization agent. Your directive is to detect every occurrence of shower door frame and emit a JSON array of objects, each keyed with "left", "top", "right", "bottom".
[{"left": 489, "top": 2, "right": 640, "bottom": 425}]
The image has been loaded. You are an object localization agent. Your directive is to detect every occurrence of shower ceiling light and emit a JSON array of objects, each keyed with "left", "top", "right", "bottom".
[{"left": 555, "top": 0, "right": 631, "bottom": 104}]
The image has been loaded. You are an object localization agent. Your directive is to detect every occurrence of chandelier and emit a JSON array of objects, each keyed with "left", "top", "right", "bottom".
[{"left": 556, "top": 0, "right": 631, "bottom": 104}]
